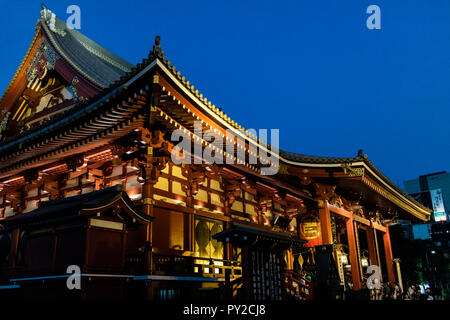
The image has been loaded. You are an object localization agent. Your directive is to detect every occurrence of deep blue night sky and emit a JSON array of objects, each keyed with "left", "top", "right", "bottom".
[{"left": 1, "top": 0, "right": 449, "bottom": 187}]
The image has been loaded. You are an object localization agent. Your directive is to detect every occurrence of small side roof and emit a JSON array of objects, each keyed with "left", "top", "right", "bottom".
[
  {"left": 213, "top": 222, "right": 306, "bottom": 249},
  {"left": 0, "top": 185, "right": 153, "bottom": 229}
]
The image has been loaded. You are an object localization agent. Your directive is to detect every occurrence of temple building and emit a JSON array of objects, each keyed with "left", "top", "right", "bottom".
[{"left": 0, "top": 7, "right": 431, "bottom": 300}]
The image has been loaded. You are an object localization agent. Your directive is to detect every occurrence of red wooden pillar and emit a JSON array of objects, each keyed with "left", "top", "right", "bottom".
[
  {"left": 223, "top": 221, "right": 232, "bottom": 299},
  {"left": 319, "top": 204, "right": 333, "bottom": 245},
  {"left": 9, "top": 228, "right": 20, "bottom": 270},
  {"left": 142, "top": 180, "right": 155, "bottom": 300},
  {"left": 241, "top": 246, "right": 251, "bottom": 299},
  {"left": 366, "top": 228, "right": 378, "bottom": 266},
  {"left": 383, "top": 227, "right": 395, "bottom": 284},
  {"left": 346, "top": 217, "right": 361, "bottom": 290},
  {"left": 142, "top": 182, "right": 154, "bottom": 273}
]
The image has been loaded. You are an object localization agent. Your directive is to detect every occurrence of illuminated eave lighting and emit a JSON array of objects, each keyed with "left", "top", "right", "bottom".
[
  {"left": 129, "top": 194, "right": 142, "bottom": 200},
  {"left": 42, "top": 164, "right": 67, "bottom": 173},
  {"left": 2, "top": 176, "right": 23, "bottom": 184}
]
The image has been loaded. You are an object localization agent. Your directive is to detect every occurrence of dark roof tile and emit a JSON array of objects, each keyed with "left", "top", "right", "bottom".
[
  {"left": 280, "top": 150, "right": 359, "bottom": 164},
  {"left": 41, "top": 9, "right": 133, "bottom": 88}
]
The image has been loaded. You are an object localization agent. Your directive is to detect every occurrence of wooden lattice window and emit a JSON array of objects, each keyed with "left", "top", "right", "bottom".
[{"left": 194, "top": 217, "right": 224, "bottom": 260}]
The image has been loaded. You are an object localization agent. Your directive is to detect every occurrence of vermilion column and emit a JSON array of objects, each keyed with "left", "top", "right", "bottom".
[
  {"left": 366, "top": 228, "right": 378, "bottom": 266},
  {"left": 9, "top": 229, "right": 20, "bottom": 270},
  {"left": 241, "top": 246, "right": 251, "bottom": 299},
  {"left": 319, "top": 204, "right": 333, "bottom": 245},
  {"left": 142, "top": 182, "right": 154, "bottom": 274},
  {"left": 346, "top": 217, "right": 361, "bottom": 290},
  {"left": 373, "top": 229, "right": 383, "bottom": 283},
  {"left": 383, "top": 227, "right": 395, "bottom": 284},
  {"left": 224, "top": 221, "right": 232, "bottom": 299}
]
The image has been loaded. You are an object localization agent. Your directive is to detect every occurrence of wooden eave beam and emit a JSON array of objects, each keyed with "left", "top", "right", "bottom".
[
  {"left": 361, "top": 174, "right": 429, "bottom": 222},
  {"left": 0, "top": 115, "right": 144, "bottom": 178},
  {"left": 353, "top": 214, "right": 371, "bottom": 226},
  {"left": 328, "top": 203, "right": 352, "bottom": 219},
  {"left": 255, "top": 181, "right": 278, "bottom": 194},
  {"left": 284, "top": 165, "right": 357, "bottom": 179},
  {"left": 0, "top": 96, "right": 144, "bottom": 165},
  {"left": 372, "top": 222, "right": 387, "bottom": 232},
  {"left": 157, "top": 73, "right": 228, "bottom": 136},
  {"left": 229, "top": 163, "right": 313, "bottom": 202}
]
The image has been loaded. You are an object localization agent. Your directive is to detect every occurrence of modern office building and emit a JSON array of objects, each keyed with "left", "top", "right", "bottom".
[{"left": 404, "top": 171, "right": 450, "bottom": 247}]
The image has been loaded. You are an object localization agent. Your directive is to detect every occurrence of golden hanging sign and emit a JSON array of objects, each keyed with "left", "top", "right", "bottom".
[{"left": 299, "top": 215, "right": 321, "bottom": 240}]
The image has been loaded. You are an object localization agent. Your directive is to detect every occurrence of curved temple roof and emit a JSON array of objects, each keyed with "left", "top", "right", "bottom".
[
  {"left": 280, "top": 150, "right": 432, "bottom": 220},
  {"left": 213, "top": 222, "right": 306, "bottom": 249},
  {"left": 39, "top": 7, "right": 133, "bottom": 89},
  {"left": 0, "top": 7, "right": 432, "bottom": 222},
  {"left": 0, "top": 6, "right": 133, "bottom": 110},
  {"left": 0, "top": 185, "right": 153, "bottom": 229}
]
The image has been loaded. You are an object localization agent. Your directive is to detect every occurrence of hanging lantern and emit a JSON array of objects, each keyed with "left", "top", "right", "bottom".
[{"left": 361, "top": 257, "right": 369, "bottom": 267}]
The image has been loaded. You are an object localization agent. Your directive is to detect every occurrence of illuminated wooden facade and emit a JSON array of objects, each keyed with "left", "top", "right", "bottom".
[{"left": 0, "top": 8, "right": 431, "bottom": 300}]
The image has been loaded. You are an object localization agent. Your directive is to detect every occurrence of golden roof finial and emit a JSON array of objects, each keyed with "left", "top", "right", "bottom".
[{"left": 150, "top": 35, "right": 165, "bottom": 60}]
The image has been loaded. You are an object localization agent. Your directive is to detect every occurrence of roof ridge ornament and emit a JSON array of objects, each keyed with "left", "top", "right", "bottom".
[
  {"left": 149, "top": 35, "right": 165, "bottom": 60},
  {"left": 40, "top": 5, "right": 66, "bottom": 37}
]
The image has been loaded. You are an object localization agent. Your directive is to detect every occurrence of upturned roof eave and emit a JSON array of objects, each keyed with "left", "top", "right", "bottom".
[
  {"left": 0, "top": 20, "right": 43, "bottom": 110},
  {"left": 40, "top": 14, "right": 133, "bottom": 89},
  {"left": 0, "top": 24, "right": 432, "bottom": 222},
  {"left": 278, "top": 154, "right": 431, "bottom": 221}
]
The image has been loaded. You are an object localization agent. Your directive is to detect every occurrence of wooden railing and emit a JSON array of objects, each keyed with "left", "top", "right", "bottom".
[
  {"left": 152, "top": 253, "right": 242, "bottom": 279},
  {"left": 2, "top": 253, "right": 242, "bottom": 281},
  {"left": 124, "top": 253, "right": 146, "bottom": 275},
  {"left": 217, "top": 276, "right": 244, "bottom": 299},
  {"left": 283, "top": 270, "right": 314, "bottom": 300},
  {"left": 1, "top": 265, "right": 58, "bottom": 280}
]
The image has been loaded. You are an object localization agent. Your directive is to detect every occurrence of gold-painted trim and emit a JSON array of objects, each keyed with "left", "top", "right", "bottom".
[
  {"left": 12, "top": 100, "right": 27, "bottom": 121},
  {"left": 16, "top": 103, "right": 29, "bottom": 122}
]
